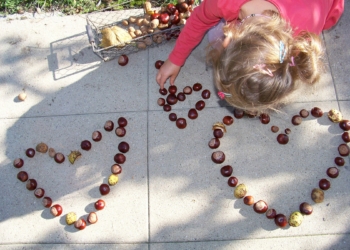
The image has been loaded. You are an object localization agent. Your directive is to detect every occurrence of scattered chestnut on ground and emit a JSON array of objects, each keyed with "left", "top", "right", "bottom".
[
  {"left": 157, "top": 98, "right": 165, "bottom": 106},
  {"left": 169, "top": 113, "right": 177, "bottom": 121},
  {"left": 342, "top": 132, "right": 350, "bottom": 143},
  {"left": 339, "top": 120, "right": 350, "bottom": 131},
  {"left": 183, "top": 86, "right": 192, "bottom": 95},
  {"left": 334, "top": 157, "right": 345, "bottom": 166},
  {"left": 243, "top": 196, "right": 254, "bottom": 206},
  {"left": 201, "top": 89, "right": 211, "bottom": 99},
  {"left": 94, "top": 199, "right": 105, "bottom": 210},
  {"left": 289, "top": 211, "right": 303, "bottom": 227},
  {"left": 259, "top": 113, "right": 270, "bottom": 124},
  {"left": 36, "top": 142, "right": 48, "bottom": 153},
  {"left": 223, "top": 116, "right": 234, "bottom": 125},
  {"left": 338, "top": 144, "right": 350, "bottom": 156},
  {"left": 319, "top": 178, "right": 331, "bottom": 190},
  {"left": 34, "top": 188, "right": 45, "bottom": 198},
  {"left": 111, "top": 164, "right": 122, "bottom": 174},
  {"left": 233, "top": 108, "right": 245, "bottom": 119},
  {"left": 311, "top": 188, "right": 324, "bottom": 203},
  {"left": 50, "top": 204, "right": 63, "bottom": 217},
  {"left": 274, "top": 214, "right": 288, "bottom": 228},
  {"left": 159, "top": 88, "right": 168, "bottom": 96},
  {"left": 118, "top": 141, "right": 130, "bottom": 153},
  {"left": 115, "top": 127, "right": 126, "bottom": 137},
  {"left": 118, "top": 54, "right": 129, "bottom": 66},
  {"left": 26, "top": 148, "right": 35, "bottom": 158},
  {"left": 220, "top": 165, "right": 233, "bottom": 177},
  {"left": 81, "top": 140, "right": 92, "bottom": 151},
  {"left": 285, "top": 128, "right": 291, "bottom": 134},
  {"left": 311, "top": 107, "right": 323, "bottom": 118},
  {"left": 211, "top": 151, "right": 225, "bottom": 164},
  {"left": 291, "top": 115, "right": 302, "bottom": 125},
  {"left": 99, "top": 184, "right": 110, "bottom": 195},
  {"left": 26, "top": 179, "right": 37, "bottom": 191},
  {"left": 193, "top": 83, "right": 202, "bottom": 91},
  {"left": 328, "top": 109, "right": 343, "bottom": 123},
  {"left": 299, "top": 109, "right": 309, "bottom": 118},
  {"left": 118, "top": 117, "right": 128, "bottom": 127},
  {"left": 299, "top": 202, "right": 313, "bottom": 215},
  {"left": 17, "top": 171, "right": 28, "bottom": 182},
  {"left": 48, "top": 148, "right": 56, "bottom": 158},
  {"left": 326, "top": 167, "right": 339, "bottom": 178},
  {"left": 92, "top": 131, "right": 102, "bottom": 142},
  {"left": 87, "top": 212, "right": 98, "bottom": 224},
  {"left": 54, "top": 153, "right": 65, "bottom": 164},
  {"left": 177, "top": 92, "right": 186, "bottom": 101},
  {"left": 74, "top": 218, "right": 87, "bottom": 230},
  {"left": 253, "top": 200, "right": 268, "bottom": 213},
  {"left": 271, "top": 126, "right": 279, "bottom": 133},
  {"left": 168, "top": 85, "right": 177, "bottom": 94},
  {"left": 208, "top": 138, "right": 220, "bottom": 149},
  {"left": 234, "top": 184, "right": 247, "bottom": 198},
  {"left": 104, "top": 120, "right": 114, "bottom": 131},
  {"left": 176, "top": 118, "right": 187, "bottom": 129},
  {"left": 228, "top": 176, "right": 238, "bottom": 187},
  {"left": 277, "top": 134, "right": 289, "bottom": 144},
  {"left": 266, "top": 208, "right": 277, "bottom": 219},
  {"left": 114, "top": 153, "right": 126, "bottom": 164},
  {"left": 13, "top": 158, "right": 24, "bottom": 168},
  {"left": 167, "top": 94, "right": 178, "bottom": 105},
  {"left": 42, "top": 197, "right": 53, "bottom": 208},
  {"left": 195, "top": 100, "right": 205, "bottom": 111},
  {"left": 188, "top": 108, "right": 198, "bottom": 119},
  {"left": 213, "top": 129, "right": 224, "bottom": 138},
  {"left": 163, "top": 104, "right": 171, "bottom": 112},
  {"left": 154, "top": 60, "right": 164, "bottom": 69}
]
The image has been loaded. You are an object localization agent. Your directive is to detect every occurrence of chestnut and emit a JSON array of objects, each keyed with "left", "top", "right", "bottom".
[
  {"left": 166, "top": 3, "right": 177, "bottom": 14},
  {"left": 81, "top": 140, "right": 92, "bottom": 151},
  {"left": 111, "top": 164, "right": 122, "bottom": 174},
  {"left": 285, "top": 128, "right": 291, "bottom": 134},
  {"left": 66, "top": 212, "right": 77, "bottom": 225},
  {"left": 266, "top": 208, "right": 277, "bottom": 219},
  {"left": 223, "top": 116, "right": 234, "bottom": 125},
  {"left": 159, "top": 88, "right": 168, "bottom": 96},
  {"left": 188, "top": 108, "right": 198, "bottom": 119},
  {"left": 311, "top": 188, "right": 324, "bottom": 203},
  {"left": 193, "top": 83, "right": 202, "bottom": 91},
  {"left": 319, "top": 178, "right": 331, "bottom": 190},
  {"left": 168, "top": 85, "right": 177, "bottom": 94},
  {"left": 271, "top": 126, "right": 279, "bottom": 133},
  {"left": 311, "top": 107, "right": 323, "bottom": 118},
  {"left": 157, "top": 98, "right": 165, "bottom": 106},
  {"left": 108, "top": 174, "right": 119, "bottom": 186},
  {"left": 118, "top": 117, "right": 128, "bottom": 127},
  {"left": 104, "top": 120, "right": 114, "bottom": 131},
  {"left": 118, "top": 55, "right": 128, "bottom": 66},
  {"left": 166, "top": 94, "right": 178, "bottom": 105},
  {"left": 118, "top": 141, "right": 130, "bottom": 153},
  {"left": 277, "top": 134, "right": 289, "bottom": 144},
  {"left": 338, "top": 144, "right": 350, "bottom": 156},
  {"left": 220, "top": 165, "right": 233, "bottom": 177},
  {"left": 183, "top": 86, "right": 192, "bottom": 95},
  {"left": 94, "top": 199, "right": 105, "bottom": 210},
  {"left": 288, "top": 211, "right": 303, "bottom": 227},
  {"left": 274, "top": 214, "right": 288, "bottom": 228},
  {"left": 291, "top": 115, "right": 302, "bottom": 125},
  {"left": 339, "top": 120, "right": 350, "bottom": 131},
  {"left": 233, "top": 108, "right": 244, "bottom": 119},
  {"left": 13, "top": 158, "right": 24, "bottom": 168},
  {"left": 17, "top": 171, "right": 28, "bottom": 182},
  {"left": 74, "top": 218, "right": 87, "bottom": 230},
  {"left": 326, "top": 167, "right": 339, "bottom": 178},
  {"left": 34, "top": 188, "right": 45, "bottom": 198},
  {"left": 228, "top": 176, "right": 238, "bottom": 187},
  {"left": 92, "top": 131, "right": 102, "bottom": 142},
  {"left": 48, "top": 148, "right": 56, "bottom": 158},
  {"left": 26, "top": 179, "right": 37, "bottom": 191},
  {"left": 155, "top": 60, "right": 164, "bottom": 69},
  {"left": 334, "top": 157, "right": 345, "bottom": 166},
  {"left": 259, "top": 113, "right": 270, "bottom": 124},
  {"left": 208, "top": 138, "right": 220, "bottom": 149},
  {"left": 26, "top": 148, "right": 35, "bottom": 158},
  {"left": 213, "top": 129, "right": 224, "bottom": 138},
  {"left": 177, "top": 92, "right": 186, "bottom": 101},
  {"left": 234, "top": 183, "right": 247, "bottom": 198},
  {"left": 36, "top": 142, "right": 48, "bottom": 153},
  {"left": 299, "top": 109, "right": 309, "bottom": 118},
  {"left": 201, "top": 89, "right": 211, "bottom": 99},
  {"left": 54, "top": 153, "right": 65, "bottom": 164},
  {"left": 163, "top": 104, "right": 172, "bottom": 112},
  {"left": 299, "top": 202, "right": 313, "bottom": 215},
  {"left": 42, "top": 197, "right": 53, "bottom": 208},
  {"left": 50, "top": 204, "right": 63, "bottom": 217},
  {"left": 159, "top": 12, "right": 170, "bottom": 24},
  {"left": 114, "top": 153, "right": 126, "bottom": 164},
  {"left": 87, "top": 212, "right": 98, "bottom": 224},
  {"left": 243, "top": 196, "right": 254, "bottom": 206},
  {"left": 342, "top": 132, "right": 350, "bottom": 143},
  {"left": 115, "top": 127, "right": 126, "bottom": 137},
  {"left": 176, "top": 118, "right": 187, "bottom": 129},
  {"left": 211, "top": 151, "right": 225, "bottom": 164},
  {"left": 195, "top": 100, "right": 205, "bottom": 111},
  {"left": 177, "top": 2, "right": 188, "bottom": 13},
  {"left": 253, "top": 200, "right": 268, "bottom": 214},
  {"left": 99, "top": 183, "right": 110, "bottom": 195},
  {"left": 169, "top": 113, "right": 177, "bottom": 121},
  {"left": 328, "top": 109, "right": 343, "bottom": 123}
]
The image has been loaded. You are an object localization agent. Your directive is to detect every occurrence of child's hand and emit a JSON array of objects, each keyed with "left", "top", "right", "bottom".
[{"left": 156, "top": 59, "right": 181, "bottom": 89}]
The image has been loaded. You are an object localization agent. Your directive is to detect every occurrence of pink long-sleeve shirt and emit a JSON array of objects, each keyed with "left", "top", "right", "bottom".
[{"left": 169, "top": 0, "right": 344, "bottom": 66}]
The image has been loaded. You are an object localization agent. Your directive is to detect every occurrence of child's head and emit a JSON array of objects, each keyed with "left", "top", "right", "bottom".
[{"left": 208, "top": 11, "right": 325, "bottom": 114}]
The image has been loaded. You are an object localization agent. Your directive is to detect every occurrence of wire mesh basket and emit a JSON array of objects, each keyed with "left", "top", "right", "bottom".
[{"left": 86, "top": 3, "right": 189, "bottom": 62}]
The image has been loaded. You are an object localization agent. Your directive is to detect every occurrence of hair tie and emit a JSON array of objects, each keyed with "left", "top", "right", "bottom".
[
  {"left": 289, "top": 56, "right": 295, "bottom": 66},
  {"left": 218, "top": 91, "right": 232, "bottom": 100},
  {"left": 279, "top": 41, "right": 287, "bottom": 63}
]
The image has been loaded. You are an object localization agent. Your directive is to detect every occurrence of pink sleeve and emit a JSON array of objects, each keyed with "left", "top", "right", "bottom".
[
  {"left": 168, "top": 0, "right": 226, "bottom": 66},
  {"left": 323, "top": 0, "right": 344, "bottom": 30}
]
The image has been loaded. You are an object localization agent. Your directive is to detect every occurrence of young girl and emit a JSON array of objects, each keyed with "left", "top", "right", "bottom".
[{"left": 156, "top": 0, "right": 344, "bottom": 113}]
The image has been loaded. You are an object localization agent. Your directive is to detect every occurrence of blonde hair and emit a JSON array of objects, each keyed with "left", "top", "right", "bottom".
[{"left": 208, "top": 11, "right": 325, "bottom": 114}]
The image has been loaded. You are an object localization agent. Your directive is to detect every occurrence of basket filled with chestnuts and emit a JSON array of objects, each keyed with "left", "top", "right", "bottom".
[{"left": 86, "top": 0, "right": 197, "bottom": 61}]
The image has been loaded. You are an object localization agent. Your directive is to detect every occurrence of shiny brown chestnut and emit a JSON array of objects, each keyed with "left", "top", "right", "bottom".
[
  {"left": 118, "top": 141, "right": 130, "bottom": 153},
  {"left": 195, "top": 100, "right": 205, "bottom": 111},
  {"left": 104, "top": 120, "right": 114, "bottom": 131},
  {"left": 115, "top": 127, "right": 126, "bottom": 137},
  {"left": 223, "top": 116, "right": 234, "bottom": 125},
  {"left": 26, "top": 148, "right": 35, "bottom": 158},
  {"left": 342, "top": 132, "right": 350, "bottom": 143},
  {"left": 183, "top": 86, "right": 192, "bottom": 95},
  {"left": 168, "top": 85, "right": 177, "bottom": 94},
  {"left": 26, "top": 179, "right": 37, "bottom": 191},
  {"left": 334, "top": 157, "right": 345, "bottom": 166},
  {"left": 299, "top": 202, "right": 313, "bottom": 215},
  {"left": 266, "top": 208, "right": 277, "bottom": 219},
  {"left": 327, "top": 167, "right": 339, "bottom": 178},
  {"left": 177, "top": 92, "right": 186, "bottom": 101},
  {"left": 13, "top": 158, "right": 24, "bottom": 168},
  {"left": 299, "top": 109, "right": 309, "bottom": 118},
  {"left": 291, "top": 115, "right": 302, "bottom": 125},
  {"left": 94, "top": 199, "right": 105, "bottom": 210},
  {"left": 163, "top": 104, "right": 172, "bottom": 112},
  {"left": 311, "top": 107, "right": 323, "bottom": 118},
  {"left": 277, "top": 134, "right": 289, "bottom": 144},
  {"left": 17, "top": 171, "right": 28, "bottom": 182},
  {"left": 211, "top": 151, "right": 225, "bottom": 164},
  {"left": 213, "top": 129, "right": 224, "bottom": 138},
  {"left": 193, "top": 83, "right": 202, "bottom": 91},
  {"left": 111, "top": 164, "right": 122, "bottom": 174},
  {"left": 114, "top": 153, "right": 126, "bottom": 164},
  {"left": 42, "top": 197, "right": 52, "bottom": 208},
  {"left": 275, "top": 214, "right": 288, "bottom": 227},
  {"left": 92, "top": 131, "right": 102, "bottom": 142},
  {"left": 338, "top": 144, "right": 350, "bottom": 156},
  {"left": 188, "top": 108, "right": 198, "bottom": 119},
  {"left": 118, "top": 117, "right": 127, "bottom": 127},
  {"left": 169, "top": 113, "right": 177, "bottom": 121},
  {"left": 201, "top": 89, "right": 211, "bottom": 99},
  {"left": 118, "top": 55, "right": 128, "bottom": 66},
  {"left": 271, "top": 126, "right": 279, "bottom": 133},
  {"left": 99, "top": 184, "right": 110, "bottom": 195},
  {"left": 176, "top": 118, "right": 187, "bottom": 129},
  {"left": 259, "top": 113, "right": 270, "bottom": 124},
  {"left": 253, "top": 200, "right": 268, "bottom": 214},
  {"left": 157, "top": 98, "right": 165, "bottom": 106},
  {"left": 339, "top": 120, "right": 350, "bottom": 131},
  {"left": 159, "top": 88, "right": 168, "bottom": 96},
  {"left": 81, "top": 140, "right": 92, "bottom": 151},
  {"left": 155, "top": 60, "right": 164, "bottom": 69},
  {"left": 208, "top": 138, "right": 220, "bottom": 149},
  {"left": 50, "top": 204, "right": 63, "bottom": 217},
  {"left": 220, "top": 165, "right": 233, "bottom": 177},
  {"left": 34, "top": 188, "right": 45, "bottom": 198},
  {"left": 177, "top": 2, "right": 188, "bottom": 12},
  {"left": 319, "top": 178, "right": 331, "bottom": 190},
  {"left": 233, "top": 108, "right": 244, "bottom": 119},
  {"left": 166, "top": 94, "right": 178, "bottom": 105},
  {"left": 227, "top": 176, "right": 238, "bottom": 187},
  {"left": 87, "top": 212, "right": 98, "bottom": 224},
  {"left": 54, "top": 153, "right": 65, "bottom": 164},
  {"left": 74, "top": 218, "right": 87, "bottom": 230},
  {"left": 243, "top": 196, "right": 254, "bottom": 206}
]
